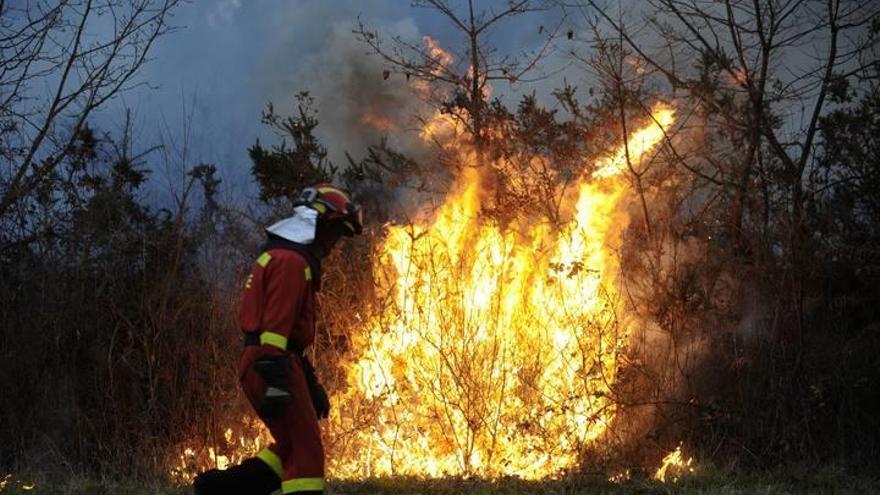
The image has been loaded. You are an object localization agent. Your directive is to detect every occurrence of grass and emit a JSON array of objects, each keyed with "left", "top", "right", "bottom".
[
  {"left": 329, "top": 467, "right": 880, "bottom": 495},
  {"left": 1, "top": 466, "right": 877, "bottom": 494}
]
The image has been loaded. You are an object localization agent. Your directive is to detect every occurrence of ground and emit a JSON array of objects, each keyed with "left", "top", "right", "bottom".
[{"left": 1, "top": 468, "right": 878, "bottom": 494}]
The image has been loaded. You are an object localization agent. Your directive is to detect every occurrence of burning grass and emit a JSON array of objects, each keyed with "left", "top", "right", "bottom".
[{"left": 4, "top": 467, "right": 878, "bottom": 494}]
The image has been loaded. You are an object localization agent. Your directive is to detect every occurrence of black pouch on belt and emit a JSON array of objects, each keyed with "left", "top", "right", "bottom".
[{"left": 253, "top": 353, "right": 293, "bottom": 419}]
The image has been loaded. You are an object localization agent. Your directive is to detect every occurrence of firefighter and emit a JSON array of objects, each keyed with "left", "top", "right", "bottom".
[{"left": 194, "top": 184, "right": 363, "bottom": 495}]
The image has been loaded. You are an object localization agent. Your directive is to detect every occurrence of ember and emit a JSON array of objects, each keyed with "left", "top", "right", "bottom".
[
  {"left": 170, "top": 417, "right": 272, "bottom": 483},
  {"left": 654, "top": 444, "right": 695, "bottom": 483}
]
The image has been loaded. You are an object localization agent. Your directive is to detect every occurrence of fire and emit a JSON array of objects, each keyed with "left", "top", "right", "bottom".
[
  {"left": 170, "top": 417, "right": 272, "bottom": 483},
  {"left": 329, "top": 105, "right": 676, "bottom": 479},
  {"left": 168, "top": 104, "right": 674, "bottom": 482},
  {"left": 418, "top": 109, "right": 460, "bottom": 144},
  {"left": 654, "top": 443, "right": 695, "bottom": 483},
  {"left": 608, "top": 469, "right": 631, "bottom": 483},
  {"left": 423, "top": 35, "right": 453, "bottom": 74},
  {"left": 0, "top": 475, "right": 35, "bottom": 491},
  {"left": 592, "top": 109, "right": 675, "bottom": 179},
  {"left": 361, "top": 110, "right": 397, "bottom": 132}
]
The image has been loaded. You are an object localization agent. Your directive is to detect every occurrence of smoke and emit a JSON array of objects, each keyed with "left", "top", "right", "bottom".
[
  {"left": 206, "top": 0, "right": 242, "bottom": 27},
  {"left": 592, "top": 118, "right": 744, "bottom": 467},
  {"left": 121, "top": 1, "right": 444, "bottom": 205},
  {"left": 260, "top": 20, "right": 428, "bottom": 170}
]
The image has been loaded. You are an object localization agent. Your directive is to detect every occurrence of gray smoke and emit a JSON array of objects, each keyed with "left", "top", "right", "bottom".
[{"left": 259, "top": 20, "right": 427, "bottom": 170}]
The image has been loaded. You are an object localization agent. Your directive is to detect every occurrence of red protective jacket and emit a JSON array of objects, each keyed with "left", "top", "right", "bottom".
[{"left": 238, "top": 248, "right": 317, "bottom": 369}]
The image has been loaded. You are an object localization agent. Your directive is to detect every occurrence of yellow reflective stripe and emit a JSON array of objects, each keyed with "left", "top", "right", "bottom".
[
  {"left": 257, "top": 252, "right": 272, "bottom": 267},
  {"left": 260, "top": 331, "right": 288, "bottom": 351},
  {"left": 304, "top": 266, "right": 312, "bottom": 281},
  {"left": 343, "top": 220, "right": 355, "bottom": 232},
  {"left": 317, "top": 186, "right": 344, "bottom": 195},
  {"left": 256, "top": 448, "right": 283, "bottom": 478},
  {"left": 309, "top": 202, "right": 327, "bottom": 214},
  {"left": 282, "top": 477, "right": 324, "bottom": 493}
]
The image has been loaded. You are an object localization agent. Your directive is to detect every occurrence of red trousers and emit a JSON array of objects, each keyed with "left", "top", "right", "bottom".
[{"left": 239, "top": 346, "right": 324, "bottom": 494}]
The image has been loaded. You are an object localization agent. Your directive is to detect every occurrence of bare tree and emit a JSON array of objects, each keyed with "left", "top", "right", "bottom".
[
  {"left": 0, "top": 0, "right": 180, "bottom": 237},
  {"left": 572, "top": 0, "right": 878, "bottom": 328},
  {"left": 354, "top": 0, "right": 563, "bottom": 206},
  {"left": 564, "top": 0, "right": 880, "bottom": 461},
  {"left": 576, "top": 0, "right": 878, "bottom": 247}
]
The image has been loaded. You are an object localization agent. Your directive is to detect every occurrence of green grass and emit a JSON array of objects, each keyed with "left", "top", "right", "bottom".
[
  {"left": 329, "top": 468, "right": 880, "bottom": 495},
  {"left": 2, "top": 467, "right": 877, "bottom": 494}
]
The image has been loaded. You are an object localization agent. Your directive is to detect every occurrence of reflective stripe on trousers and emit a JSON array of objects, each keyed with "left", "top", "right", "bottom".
[
  {"left": 243, "top": 347, "right": 324, "bottom": 494},
  {"left": 282, "top": 477, "right": 323, "bottom": 493}
]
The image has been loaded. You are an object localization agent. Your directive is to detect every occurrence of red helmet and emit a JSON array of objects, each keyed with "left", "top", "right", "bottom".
[{"left": 295, "top": 183, "right": 363, "bottom": 236}]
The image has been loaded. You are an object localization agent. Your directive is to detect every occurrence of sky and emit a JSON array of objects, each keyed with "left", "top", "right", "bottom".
[
  {"left": 4, "top": 0, "right": 859, "bottom": 209},
  {"left": 103, "top": 0, "right": 575, "bottom": 203}
]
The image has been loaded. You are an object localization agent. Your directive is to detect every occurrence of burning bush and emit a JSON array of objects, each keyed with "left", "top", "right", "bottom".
[{"left": 325, "top": 106, "right": 676, "bottom": 478}]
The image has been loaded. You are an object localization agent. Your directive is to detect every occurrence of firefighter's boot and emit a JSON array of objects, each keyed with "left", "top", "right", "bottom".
[
  {"left": 192, "top": 468, "right": 225, "bottom": 495},
  {"left": 192, "top": 458, "right": 280, "bottom": 495},
  {"left": 236, "top": 457, "right": 281, "bottom": 494}
]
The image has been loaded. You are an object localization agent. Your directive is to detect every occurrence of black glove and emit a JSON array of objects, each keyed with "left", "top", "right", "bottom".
[
  {"left": 300, "top": 354, "right": 330, "bottom": 419},
  {"left": 253, "top": 354, "right": 292, "bottom": 419}
]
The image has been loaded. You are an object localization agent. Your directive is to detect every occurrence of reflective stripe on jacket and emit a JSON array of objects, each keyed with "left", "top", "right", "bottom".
[{"left": 238, "top": 248, "right": 317, "bottom": 374}]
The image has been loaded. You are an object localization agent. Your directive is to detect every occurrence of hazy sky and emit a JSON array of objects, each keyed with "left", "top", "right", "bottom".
[
  {"left": 103, "top": 0, "right": 571, "bottom": 202},
  {"left": 9, "top": 0, "right": 855, "bottom": 207}
]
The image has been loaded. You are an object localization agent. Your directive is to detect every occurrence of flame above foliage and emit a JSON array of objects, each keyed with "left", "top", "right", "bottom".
[
  {"left": 361, "top": 109, "right": 397, "bottom": 132},
  {"left": 328, "top": 105, "right": 676, "bottom": 478},
  {"left": 169, "top": 104, "right": 675, "bottom": 482}
]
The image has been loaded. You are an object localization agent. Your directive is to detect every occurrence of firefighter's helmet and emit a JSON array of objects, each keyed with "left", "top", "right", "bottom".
[{"left": 295, "top": 183, "right": 363, "bottom": 236}]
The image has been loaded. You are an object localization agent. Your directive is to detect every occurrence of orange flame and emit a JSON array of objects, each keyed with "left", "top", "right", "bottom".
[
  {"left": 418, "top": 109, "right": 460, "bottom": 145},
  {"left": 169, "top": 105, "right": 675, "bottom": 482},
  {"left": 654, "top": 443, "right": 695, "bottom": 483},
  {"left": 592, "top": 108, "right": 675, "bottom": 178},
  {"left": 169, "top": 417, "right": 272, "bottom": 483},
  {"left": 423, "top": 35, "right": 453, "bottom": 74},
  {"left": 361, "top": 110, "right": 397, "bottom": 132},
  {"left": 329, "top": 105, "right": 676, "bottom": 479},
  {"left": 0, "top": 474, "right": 36, "bottom": 492}
]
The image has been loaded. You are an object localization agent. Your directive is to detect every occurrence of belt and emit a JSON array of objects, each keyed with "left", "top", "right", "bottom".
[{"left": 242, "top": 331, "right": 303, "bottom": 354}]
